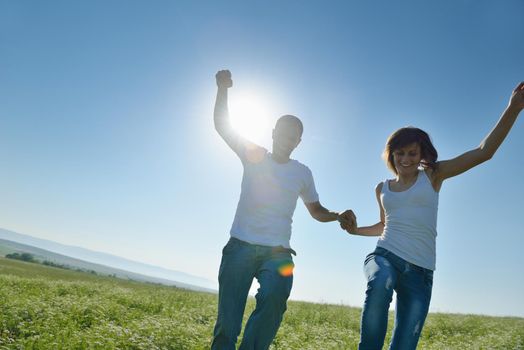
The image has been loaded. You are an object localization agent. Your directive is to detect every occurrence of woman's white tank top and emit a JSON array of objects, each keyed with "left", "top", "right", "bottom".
[{"left": 377, "top": 170, "right": 439, "bottom": 270}]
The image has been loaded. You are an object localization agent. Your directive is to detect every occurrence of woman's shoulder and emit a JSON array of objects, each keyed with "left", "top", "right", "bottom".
[{"left": 375, "top": 181, "right": 385, "bottom": 194}]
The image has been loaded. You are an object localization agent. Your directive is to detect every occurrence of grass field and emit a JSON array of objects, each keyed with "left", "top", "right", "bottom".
[{"left": 1, "top": 257, "right": 523, "bottom": 349}]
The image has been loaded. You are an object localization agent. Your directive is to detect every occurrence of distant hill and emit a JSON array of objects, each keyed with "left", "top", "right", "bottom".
[{"left": 0, "top": 228, "right": 217, "bottom": 292}]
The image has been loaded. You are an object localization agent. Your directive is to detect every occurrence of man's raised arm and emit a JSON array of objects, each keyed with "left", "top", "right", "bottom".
[{"left": 214, "top": 70, "right": 248, "bottom": 158}]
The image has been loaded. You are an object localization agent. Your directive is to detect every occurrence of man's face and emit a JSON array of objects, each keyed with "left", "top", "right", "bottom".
[{"left": 272, "top": 123, "right": 302, "bottom": 157}]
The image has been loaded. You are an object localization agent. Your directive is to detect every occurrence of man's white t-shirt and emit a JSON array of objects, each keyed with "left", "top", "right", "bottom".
[{"left": 230, "top": 151, "right": 319, "bottom": 248}]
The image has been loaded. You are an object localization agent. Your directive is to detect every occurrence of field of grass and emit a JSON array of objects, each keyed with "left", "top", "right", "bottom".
[{"left": 1, "top": 257, "right": 523, "bottom": 349}]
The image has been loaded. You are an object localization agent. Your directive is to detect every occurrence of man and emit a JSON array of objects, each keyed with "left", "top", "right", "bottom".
[{"left": 211, "top": 70, "right": 355, "bottom": 350}]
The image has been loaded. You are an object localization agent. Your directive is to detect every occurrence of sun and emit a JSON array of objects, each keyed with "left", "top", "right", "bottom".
[{"left": 229, "top": 92, "right": 272, "bottom": 144}]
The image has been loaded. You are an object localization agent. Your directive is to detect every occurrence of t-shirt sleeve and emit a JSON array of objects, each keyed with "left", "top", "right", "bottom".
[{"left": 300, "top": 167, "right": 319, "bottom": 204}]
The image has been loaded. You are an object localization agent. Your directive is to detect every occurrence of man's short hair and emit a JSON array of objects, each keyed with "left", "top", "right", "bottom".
[{"left": 275, "top": 115, "right": 303, "bottom": 136}]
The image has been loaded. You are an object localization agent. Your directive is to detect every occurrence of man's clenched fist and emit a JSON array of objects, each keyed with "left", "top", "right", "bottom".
[{"left": 216, "top": 70, "right": 233, "bottom": 88}]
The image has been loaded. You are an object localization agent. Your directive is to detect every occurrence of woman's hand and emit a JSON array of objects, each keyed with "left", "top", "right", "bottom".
[{"left": 508, "top": 81, "right": 524, "bottom": 111}]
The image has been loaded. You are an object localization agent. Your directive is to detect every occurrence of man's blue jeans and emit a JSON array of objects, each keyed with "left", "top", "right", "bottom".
[
  {"left": 359, "top": 247, "right": 433, "bottom": 350},
  {"left": 211, "top": 238, "right": 294, "bottom": 350}
]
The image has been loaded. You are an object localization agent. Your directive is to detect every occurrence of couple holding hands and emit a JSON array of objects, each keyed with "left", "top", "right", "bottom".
[{"left": 211, "top": 70, "right": 524, "bottom": 350}]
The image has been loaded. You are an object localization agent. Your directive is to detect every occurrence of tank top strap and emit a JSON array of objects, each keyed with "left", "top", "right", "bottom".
[{"left": 419, "top": 169, "right": 431, "bottom": 185}]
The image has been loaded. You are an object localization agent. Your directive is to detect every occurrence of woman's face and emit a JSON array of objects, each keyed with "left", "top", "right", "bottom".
[{"left": 392, "top": 142, "right": 422, "bottom": 176}]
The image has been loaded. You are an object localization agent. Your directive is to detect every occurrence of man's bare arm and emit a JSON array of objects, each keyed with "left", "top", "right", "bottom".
[{"left": 214, "top": 70, "right": 263, "bottom": 161}]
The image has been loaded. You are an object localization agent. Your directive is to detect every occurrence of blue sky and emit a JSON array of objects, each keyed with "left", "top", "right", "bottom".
[{"left": 1, "top": 1, "right": 523, "bottom": 317}]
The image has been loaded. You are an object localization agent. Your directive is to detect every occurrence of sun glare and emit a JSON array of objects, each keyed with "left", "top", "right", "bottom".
[{"left": 229, "top": 93, "right": 272, "bottom": 144}]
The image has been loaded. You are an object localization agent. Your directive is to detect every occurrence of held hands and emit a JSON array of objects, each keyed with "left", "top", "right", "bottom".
[
  {"left": 509, "top": 82, "right": 524, "bottom": 111},
  {"left": 337, "top": 210, "right": 357, "bottom": 234},
  {"left": 216, "top": 70, "right": 233, "bottom": 89}
]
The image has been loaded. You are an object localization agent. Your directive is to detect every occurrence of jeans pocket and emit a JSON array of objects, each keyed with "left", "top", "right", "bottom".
[
  {"left": 364, "top": 247, "right": 389, "bottom": 267},
  {"left": 222, "top": 239, "right": 241, "bottom": 255},
  {"left": 424, "top": 270, "right": 434, "bottom": 289},
  {"left": 374, "top": 247, "right": 390, "bottom": 258}
]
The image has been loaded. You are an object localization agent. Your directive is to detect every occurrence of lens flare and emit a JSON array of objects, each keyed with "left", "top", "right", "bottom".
[{"left": 278, "top": 261, "right": 294, "bottom": 277}]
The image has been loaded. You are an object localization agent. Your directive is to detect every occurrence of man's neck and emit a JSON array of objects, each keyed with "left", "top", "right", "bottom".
[{"left": 271, "top": 152, "right": 291, "bottom": 164}]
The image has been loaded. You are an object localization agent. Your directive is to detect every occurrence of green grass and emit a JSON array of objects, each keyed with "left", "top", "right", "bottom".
[{"left": 1, "top": 257, "right": 523, "bottom": 349}]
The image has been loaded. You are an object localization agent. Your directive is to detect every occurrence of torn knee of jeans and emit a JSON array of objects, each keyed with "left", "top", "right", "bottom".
[
  {"left": 412, "top": 321, "right": 421, "bottom": 336},
  {"left": 385, "top": 277, "right": 393, "bottom": 290}
]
